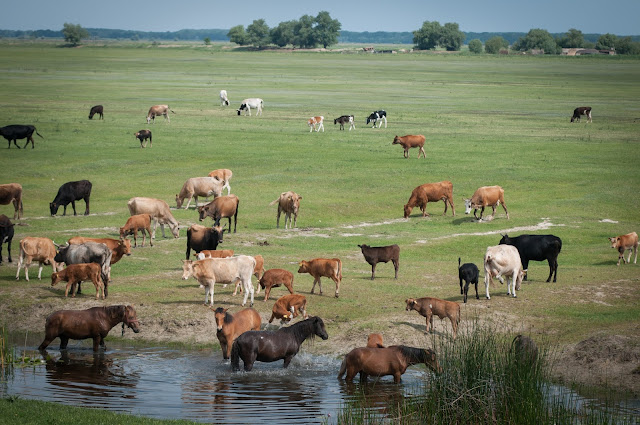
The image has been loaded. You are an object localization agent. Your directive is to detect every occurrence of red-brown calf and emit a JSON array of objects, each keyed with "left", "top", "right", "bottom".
[
  {"left": 405, "top": 297, "right": 461, "bottom": 339},
  {"left": 404, "top": 181, "right": 455, "bottom": 218},
  {"left": 51, "top": 262, "right": 104, "bottom": 299},
  {"left": 258, "top": 268, "right": 295, "bottom": 301},
  {"left": 269, "top": 294, "right": 308, "bottom": 326},
  {"left": 298, "top": 258, "right": 342, "bottom": 297},
  {"left": 392, "top": 135, "right": 426, "bottom": 158},
  {"left": 119, "top": 214, "right": 153, "bottom": 247}
]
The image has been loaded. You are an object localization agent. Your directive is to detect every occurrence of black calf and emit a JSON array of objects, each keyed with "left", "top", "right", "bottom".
[{"left": 458, "top": 257, "right": 479, "bottom": 303}]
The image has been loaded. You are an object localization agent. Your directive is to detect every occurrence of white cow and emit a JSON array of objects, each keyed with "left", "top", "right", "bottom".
[
  {"left": 484, "top": 245, "right": 525, "bottom": 299},
  {"left": 175, "top": 177, "right": 224, "bottom": 209},
  {"left": 237, "top": 98, "right": 263, "bottom": 116},
  {"left": 220, "top": 90, "right": 229, "bottom": 106}
]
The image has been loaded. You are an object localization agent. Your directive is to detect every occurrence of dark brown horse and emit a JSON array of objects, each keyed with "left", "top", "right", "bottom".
[
  {"left": 213, "top": 307, "right": 261, "bottom": 360},
  {"left": 338, "top": 345, "right": 441, "bottom": 383},
  {"left": 231, "top": 316, "right": 328, "bottom": 371},
  {"left": 38, "top": 305, "right": 140, "bottom": 352}
]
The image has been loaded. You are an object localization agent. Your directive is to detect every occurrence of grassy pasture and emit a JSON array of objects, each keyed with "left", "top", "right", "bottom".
[{"left": 0, "top": 42, "right": 638, "bottom": 366}]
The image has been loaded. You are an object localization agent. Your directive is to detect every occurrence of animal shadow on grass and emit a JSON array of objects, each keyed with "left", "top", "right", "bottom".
[{"left": 394, "top": 321, "right": 449, "bottom": 338}]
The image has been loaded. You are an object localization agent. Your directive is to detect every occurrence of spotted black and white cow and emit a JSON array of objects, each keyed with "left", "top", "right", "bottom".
[{"left": 366, "top": 110, "right": 387, "bottom": 128}]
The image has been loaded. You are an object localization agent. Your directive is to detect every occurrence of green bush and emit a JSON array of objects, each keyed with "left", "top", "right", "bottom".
[{"left": 468, "top": 39, "right": 483, "bottom": 54}]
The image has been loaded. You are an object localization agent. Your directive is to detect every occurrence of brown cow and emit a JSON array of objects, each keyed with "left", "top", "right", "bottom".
[
  {"left": 404, "top": 181, "right": 455, "bottom": 218},
  {"left": 258, "top": 268, "right": 295, "bottom": 301},
  {"left": 608, "top": 232, "right": 638, "bottom": 266},
  {"left": 134, "top": 130, "right": 152, "bottom": 148},
  {"left": 392, "top": 135, "right": 426, "bottom": 159},
  {"left": 464, "top": 185, "right": 509, "bottom": 221},
  {"left": 16, "top": 237, "right": 61, "bottom": 281},
  {"left": 198, "top": 195, "right": 239, "bottom": 233},
  {"left": 405, "top": 297, "right": 461, "bottom": 339},
  {"left": 270, "top": 191, "right": 302, "bottom": 229},
  {"left": 119, "top": 214, "right": 153, "bottom": 247},
  {"left": 0, "top": 183, "right": 23, "bottom": 219},
  {"left": 268, "top": 294, "right": 308, "bottom": 326},
  {"left": 358, "top": 244, "right": 399, "bottom": 280},
  {"left": 298, "top": 258, "right": 342, "bottom": 297},
  {"left": 68, "top": 237, "right": 131, "bottom": 265},
  {"left": 195, "top": 249, "right": 234, "bottom": 260},
  {"left": 208, "top": 169, "right": 233, "bottom": 196},
  {"left": 367, "top": 333, "right": 385, "bottom": 348},
  {"left": 146, "top": 104, "right": 174, "bottom": 124},
  {"left": 51, "top": 263, "right": 104, "bottom": 299}
]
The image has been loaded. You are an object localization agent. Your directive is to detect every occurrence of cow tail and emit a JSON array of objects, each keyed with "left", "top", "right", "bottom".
[
  {"left": 337, "top": 357, "right": 347, "bottom": 379},
  {"left": 35, "top": 128, "right": 44, "bottom": 139},
  {"left": 338, "top": 259, "right": 343, "bottom": 282},
  {"left": 230, "top": 340, "right": 241, "bottom": 371}
]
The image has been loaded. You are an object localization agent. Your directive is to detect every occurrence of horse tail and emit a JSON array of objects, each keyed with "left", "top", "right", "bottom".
[
  {"left": 230, "top": 340, "right": 240, "bottom": 372},
  {"left": 337, "top": 357, "right": 347, "bottom": 380}
]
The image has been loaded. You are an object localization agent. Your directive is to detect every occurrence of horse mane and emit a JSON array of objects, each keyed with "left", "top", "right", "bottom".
[
  {"left": 283, "top": 316, "right": 317, "bottom": 342},
  {"left": 214, "top": 307, "right": 233, "bottom": 324},
  {"left": 106, "top": 305, "right": 126, "bottom": 320},
  {"left": 398, "top": 345, "right": 429, "bottom": 363}
]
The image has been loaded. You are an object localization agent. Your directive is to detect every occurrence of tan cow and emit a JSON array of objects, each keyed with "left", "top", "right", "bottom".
[
  {"left": 270, "top": 191, "right": 302, "bottom": 229},
  {"left": 195, "top": 249, "right": 234, "bottom": 260},
  {"left": 404, "top": 181, "right": 455, "bottom": 218},
  {"left": 208, "top": 169, "right": 233, "bottom": 196},
  {"left": 484, "top": 245, "right": 526, "bottom": 299},
  {"left": 258, "top": 268, "right": 295, "bottom": 301},
  {"left": 405, "top": 297, "right": 461, "bottom": 339},
  {"left": 0, "top": 183, "right": 23, "bottom": 219},
  {"left": 268, "top": 294, "right": 308, "bottom": 326},
  {"left": 16, "top": 237, "right": 61, "bottom": 281},
  {"left": 51, "top": 263, "right": 104, "bottom": 299},
  {"left": 68, "top": 237, "right": 131, "bottom": 265},
  {"left": 176, "top": 177, "right": 224, "bottom": 209},
  {"left": 464, "top": 185, "right": 509, "bottom": 221},
  {"left": 119, "top": 214, "right": 153, "bottom": 247},
  {"left": 608, "top": 232, "right": 638, "bottom": 266},
  {"left": 392, "top": 135, "right": 426, "bottom": 159},
  {"left": 307, "top": 116, "right": 324, "bottom": 132},
  {"left": 128, "top": 197, "right": 180, "bottom": 239},
  {"left": 232, "top": 254, "right": 265, "bottom": 295},
  {"left": 298, "top": 258, "right": 342, "bottom": 297},
  {"left": 146, "top": 104, "right": 174, "bottom": 124},
  {"left": 198, "top": 195, "right": 239, "bottom": 233}
]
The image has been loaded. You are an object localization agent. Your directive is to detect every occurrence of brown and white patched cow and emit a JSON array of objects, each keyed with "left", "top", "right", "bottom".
[
  {"left": 608, "top": 232, "right": 638, "bottom": 266},
  {"left": 464, "top": 185, "right": 509, "bottom": 221},
  {"left": 404, "top": 181, "right": 455, "bottom": 218},
  {"left": 298, "top": 258, "right": 342, "bottom": 297}
]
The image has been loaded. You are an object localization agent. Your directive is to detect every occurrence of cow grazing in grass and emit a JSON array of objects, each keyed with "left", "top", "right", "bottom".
[
  {"left": 50, "top": 180, "right": 92, "bottom": 216},
  {"left": 1, "top": 124, "right": 43, "bottom": 149},
  {"left": 608, "top": 232, "right": 638, "bottom": 266},
  {"left": 208, "top": 169, "right": 233, "bottom": 196},
  {"left": 499, "top": 234, "right": 562, "bottom": 282},
  {"left": 119, "top": 214, "right": 153, "bottom": 248},
  {"left": 405, "top": 297, "right": 461, "bottom": 339},
  {"left": 458, "top": 258, "right": 479, "bottom": 303},
  {"left": 307, "top": 116, "right": 324, "bottom": 132},
  {"left": 134, "top": 130, "right": 152, "bottom": 148},
  {"left": 51, "top": 263, "right": 104, "bottom": 299},
  {"left": 484, "top": 245, "right": 525, "bottom": 299},
  {"left": 185, "top": 224, "right": 224, "bottom": 259},
  {"left": 237, "top": 98, "right": 263, "bottom": 116},
  {"left": 464, "top": 185, "right": 509, "bottom": 221},
  {"left": 269, "top": 294, "right": 308, "bottom": 326},
  {"left": 0, "top": 183, "right": 23, "bottom": 219},
  {"left": 176, "top": 177, "right": 224, "bottom": 209},
  {"left": 0, "top": 214, "right": 14, "bottom": 265},
  {"left": 219, "top": 90, "right": 230, "bottom": 106},
  {"left": 571, "top": 106, "right": 592, "bottom": 123},
  {"left": 358, "top": 244, "right": 400, "bottom": 280},
  {"left": 146, "top": 105, "right": 174, "bottom": 124},
  {"left": 298, "top": 258, "right": 343, "bottom": 298},
  {"left": 88, "top": 105, "right": 103, "bottom": 120},
  {"left": 258, "top": 268, "right": 295, "bottom": 301},
  {"left": 128, "top": 197, "right": 180, "bottom": 239},
  {"left": 334, "top": 115, "right": 355, "bottom": 131},
  {"left": 366, "top": 110, "right": 387, "bottom": 128},
  {"left": 198, "top": 195, "right": 239, "bottom": 233},
  {"left": 404, "top": 181, "right": 455, "bottom": 218},
  {"left": 270, "top": 191, "right": 302, "bottom": 229},
  {"left": 68, "top": 237, "right": 131, "bottom": 265},
  {"left": 393, "top": 135, "right": 426, "bottom": 159},
  {"left": 16, "top": 237, "right": 61, "bottom": 281}
]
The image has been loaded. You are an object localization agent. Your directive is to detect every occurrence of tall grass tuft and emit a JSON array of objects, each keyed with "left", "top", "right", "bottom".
[{"left": 1, "top": 326, "right": 14, "bottom": 380}]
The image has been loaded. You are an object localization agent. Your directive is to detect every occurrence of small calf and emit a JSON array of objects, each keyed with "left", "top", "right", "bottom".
[
  {"left": 405, "top": 297, "right": 461, "bottom": 339},
  {"left": 119, "top": 214, "right": 153, "bottom": 247},
  {"left": 195, "top": 249, "right": 234, "bottom": 260},
  {"left": 358, "top": 244, "right": 399, "bottom": 280},
  {"left": 258, "top": 268, "right": 295, "bottom": 301},
  {"left": 269, "top": 294, "right": 308, "bottom": 327},
  {"left": 134, "top": 130, "right": 152, "bottom": 148},
  {"left": 458, "top": 257, "right": 479, "bottom": 303},
  {"left": 571, "top": 106, "right": 592, "bottom": 123},
  {"left": 366, "top": 333, "right": 385, "bottom": 348},
  {"left": 609, "top": 232, "right": 638, "bottom": 266},
  {"left": 307, "top": 116, "right": 324, "bottom": 132},
  {"left": 51, "top": 262, "right": 104, "bottom": 299}
]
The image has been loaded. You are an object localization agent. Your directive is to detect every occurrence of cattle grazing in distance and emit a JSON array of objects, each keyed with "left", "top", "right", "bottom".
[
  {"left": 499, "top": 234, "right": 562, "bottom": 282},
  {"left": 128, "top": 197, "right": 180, "bottom": 239},
  {"left": 134, "top": 130, "right": 152, "bottom": 148},
  {"left": 269, "top": 294, "right": 308, "bottom": 327},
  {"left": 51, "top": 263, "right": 104, "bottom": 299},
  {"left": 50, "top": 180, "right": 92, "bottom": 216},
  {"left": 237, "top": 98, "right": 263, "bottom": 116},
  {"left": 15, "top": 237, "right": 61, "bottom": 281},
  {"left": 146, "top": 105, "right": 175, "bottom": 124},
  {"left": 176, "top": 177, "right": 224, "bottom": 209},
  {"left": 0, "top": 124, "right": 43, "bottom": 149},
  {"left": 196, "top": 249, "right": 234, "bottom": 260},
  {"left": 298, "top": 258, "right": 343, "bottom": 298},
  {"left": 197, "top": 195, "right": 239, "bottom": 233},
  {"left": 307, "top": 116, "right": 324, "bottom": 132},
  {"left": 405, "top": 297, "right": 461, "bottom": 339},
  {"left": 68, "top": 237, "right": 131, "bottom": 265},
  {"left": 571, "top": 106, "right": 592, "bottom": 123},
  {"left": 483, "top": 245, "right": 525, "bottom": 299},
  {"left": 119, "top": 214, "right": 153, "bottom": 248},
  {"left": 213, "top": 307, "right": 261, "bottom": 360},
  {"left": 219, "top": 90, "right": 230, "bottom": 106},
  {"left": 208, "top": 169, "right": 233, "bottom": 196},
  {"left": 54, "top": 242, "right": 112, "bottom": 296},
  {"left": 458, "top": 258, "right": 479, "bottom": 303},
  {"left": 185, "top": 224, "right": 224, "bottom": 259},
  {"left": 88, "top": 105, "right": 104, "bottom": 120},
  {"left": 358, "top": 244, "right": 399, "bottom": 280},
  {"left": 404, "top": 181, "right": 455, "bottom": 218},
  {"left": 608, "top": 232, "right": 638, "bottom": 266},
  {"left": 0, "top": 183, "right": 23, "bottom": 219},
  {"left": 334, "top": 115, "right": 355, "bottom": 131},
  {"left": 258, "top": 268, "right": 295, "bottom": 301},
  {"left": 393, "top": 135, "right": 426, "bottom": 159},
  {"left": 366, "top": 110, "right": 387, "bottom": 128},
  {"left": 0, "top": 214, "right": 14, "bottom": 265},
  {"left": 270, "top": 191, "right": 302, "bottom": 229},
  {"left": 464, "top": 185, "right": 509, "bottom": 221},
  {"left": 366, "top": 333, "right": 385, "bottom": 348}
]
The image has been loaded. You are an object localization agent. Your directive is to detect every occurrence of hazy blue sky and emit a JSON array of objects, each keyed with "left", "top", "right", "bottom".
[{"left": 2, "top": 0, "right": 638, "bottom": 35}]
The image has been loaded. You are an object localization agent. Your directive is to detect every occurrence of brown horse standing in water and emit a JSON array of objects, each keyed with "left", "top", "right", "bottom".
[
  {"left": 213, "top": 307, "right": 261, "bottom": 360},
  {"left": 338, "top": 345, "right": 441, "bottom": 383},
  {"left": 39, "top": 305, "right": 140, "bottom": 352}
]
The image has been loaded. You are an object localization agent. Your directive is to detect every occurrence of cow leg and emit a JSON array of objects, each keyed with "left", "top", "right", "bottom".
[
  {"left": 276, "top": 209, "right": 281, "bottom": 229},
  {"left": 13, "top": 139, "right": 21, "bottom": 149},
  {"left": 425, "top": 312, "right": 432, "bottom": 333},
  {"left": 293, "top": 212, "right": 298, "bottom": 229},
  {"left": 184, "top": 196, "right": 193, "bottom": 210},
  {"left": 332, "top": 276, "right": 340, "bottom": 298},
  {"left": 370, "top": 263, "right": 376, "bottom": 280},
  {"left": 264, "top": 286, "right": 271, "bottom": 301},
  {"left": 522, "top": 260, "right": 530, "bottom": 281},
  {"left": 70, "top": 201, "right": 77, "bottom": 216},
  {"left": 418, "top": 147, "right": 426, "bottom": 158},
  {"left": 84, "top": 197, "right": 90, "bottom": 215},
  {"left": 633, "top": 246, "right": 638, "bottom": 264},
  {"left": 393, "top": 259, "right": 399, "bottom": 279},
  {"left": 546, "top": 258, "right": 554, "bottom": 282}
]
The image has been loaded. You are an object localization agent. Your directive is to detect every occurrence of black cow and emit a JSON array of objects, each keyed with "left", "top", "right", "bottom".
[
  {"left": 499, "top": 234, "right": 562, "bottom": 282},
  {"left": 366, "top": 110, "right": 387, "bottom": 128},
  {"left": 358, "top": 244, "right": 399, "bottom": 280},
  {"left": 0, "top": 125, "right": 44, "bottom": 149},
  {"left": 134, "top": 130, "right": 152, "bottom": 148},
  {"left": 50, "top": 180, "right": 92, "bottom": 216},
  {"left": 89, "top": 105, "right": 104, "bottom": 120},
  {"left": 334, "top": 115, "right": 354, "bottom": 130},
  {"left": 54, "top": 242, "right": 112, "bottom": 296},
  {"left": 0, "top": 214, "right": 14, "bottom": 265},
  {"left": 458, "top": 257, "right": 479, "bottom": 303},
  {"left": 186, "top": 224, "right": 224, "bottom": 260},
  {"left": 571, "top": 106, "right": 592, "bottom": 123}
]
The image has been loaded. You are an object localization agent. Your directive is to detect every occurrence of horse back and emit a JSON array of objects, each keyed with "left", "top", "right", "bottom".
[
  {"left": 347, "top": 347, "right": 405, "bottom": 377},
  {"left": 45, "top": 307, "right": 108, "bottom": 339}
]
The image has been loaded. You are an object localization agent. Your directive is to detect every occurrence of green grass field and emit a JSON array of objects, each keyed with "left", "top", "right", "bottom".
[{"left": 0, "top": 41, "right": 638, "bottom": 361}]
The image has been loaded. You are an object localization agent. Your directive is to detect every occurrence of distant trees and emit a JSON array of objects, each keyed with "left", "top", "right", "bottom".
[
  {"left": 62, "top": 23, "right": 89, "bottom": 46},
  {"left": 468, "top": 39, "right": 482, "bottom": 54},
  {"left": 227, "top": 25, "right": 248, "bottom": 46},
  {"left": 413, "top": 21, "right": 465, "bottom": 51},
  {"left": 484, "top": 36, "right": 509, "bottom": 54},
  {"left": 556, "top": 28, "right": 584, "bottom": 48},
  {"left": 512, "top": 29, "right": 558, "bottom": 53}
]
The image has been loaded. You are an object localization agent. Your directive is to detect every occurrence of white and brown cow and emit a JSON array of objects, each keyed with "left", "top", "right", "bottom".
[
  {"left": 146, "top": 104, "right": 175, "bottom": 124},
  {"left": 464, "top": 185, "right": 509, "bottom": 221},
  {"left": 608, "top": 232, "right": 638, "bottom": 266},
  {"left": 307, "top": 116, "right": 324, "bottom": 132},
  {"left": 483, "top": 245, "right": 526, "bottom": 299}
]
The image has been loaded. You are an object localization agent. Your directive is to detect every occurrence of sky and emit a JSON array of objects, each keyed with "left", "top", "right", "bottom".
[{"left": 2, "top": 0, "right": 638, "bottom": 35}]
